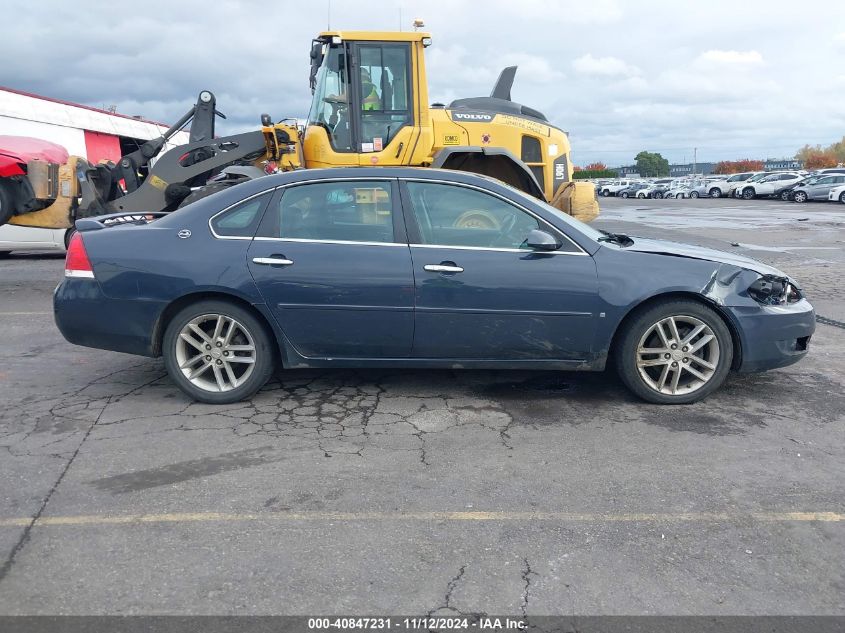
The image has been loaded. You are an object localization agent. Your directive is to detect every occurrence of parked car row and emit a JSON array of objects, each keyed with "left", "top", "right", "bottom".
[{"left": 593, "top": 168, "right": 845, "bottom": 204}]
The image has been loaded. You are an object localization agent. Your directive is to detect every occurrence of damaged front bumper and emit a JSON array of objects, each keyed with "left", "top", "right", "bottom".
[{"left": 723, "top": 299, "right": 815, "bottom": 372}]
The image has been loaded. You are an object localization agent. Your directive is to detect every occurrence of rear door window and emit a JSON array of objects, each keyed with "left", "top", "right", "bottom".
[{"left": 257, "top": 180, "right": 397, "bottom": 244}]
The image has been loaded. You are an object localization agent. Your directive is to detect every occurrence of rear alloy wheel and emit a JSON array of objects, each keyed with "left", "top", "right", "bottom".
[
  {"left": 793, "top": 191, "right": 808, "bottom": 203},
  {"left": 601, "top": 189, "right": 611, "bottom": 197},
  {"left": 163, "top": 300, "right": 275, "bottom": 403},
  {"left": 689, "top": 191, "right": 700, "bottom": 199},
  {"left": 742, "top": 188, "right": 755, "bottom": 200},
  {"left": 653, "top": 192, "right": 663, "bottom": 199},
  {"left": 781, "top": 191, "right": 792, "bottom": 201},
  {"left": 615, "top": 300, "right": 733, "bottom": 404},
  {"left": 620, "top": 192, "right": 629, "bottom": 198},
  {"left": 709, "top": 187, "right": 722, "bottom": 198}
]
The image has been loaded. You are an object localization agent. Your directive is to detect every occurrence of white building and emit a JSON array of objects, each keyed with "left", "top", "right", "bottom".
[{"left": 0, "top": 86, "right": 190, "bottom": 163}]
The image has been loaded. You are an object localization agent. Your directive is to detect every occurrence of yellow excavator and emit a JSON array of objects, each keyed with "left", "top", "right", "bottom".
[{"left": 1, "top": 29, "right": 599, "bottom": 230}]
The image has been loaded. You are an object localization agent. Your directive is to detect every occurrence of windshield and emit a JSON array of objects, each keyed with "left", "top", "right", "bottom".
[{"left": 307, "top": 44, "right": 353, "bottom": 151}]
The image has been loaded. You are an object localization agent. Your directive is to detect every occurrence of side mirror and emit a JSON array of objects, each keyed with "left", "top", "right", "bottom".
[{"left": 526, "top": 229, "right": 561, "bottom": 251}]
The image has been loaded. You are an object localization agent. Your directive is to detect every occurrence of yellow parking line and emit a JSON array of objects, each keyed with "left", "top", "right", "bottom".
[{"left": 0, "top": 510, "right": 841, "bottom": 528}]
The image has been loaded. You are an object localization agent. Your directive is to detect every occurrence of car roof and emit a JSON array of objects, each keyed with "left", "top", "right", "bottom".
[{"left": 262, "top": 166, "right": 494, "bottom": 186}]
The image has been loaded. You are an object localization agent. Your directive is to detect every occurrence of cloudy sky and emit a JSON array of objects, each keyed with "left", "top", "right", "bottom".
[{"left": 3, "top": 0, "right": 844, "bottom": 167}]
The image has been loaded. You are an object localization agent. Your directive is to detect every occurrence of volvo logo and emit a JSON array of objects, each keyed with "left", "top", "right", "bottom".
[
  {"left": 177, "top": 229, "right": 192, "bottom": 239},
  {"left": 451, "top": 112, "right": 494, "bottom": 122}
]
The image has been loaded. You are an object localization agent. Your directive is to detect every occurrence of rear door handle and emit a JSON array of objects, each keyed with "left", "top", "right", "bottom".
[
  {"left": 252, "top": 256, "right": 293, "bottom": 266},
  {"left": 424, "top": 264, "right": 464, "bottom": 273}
]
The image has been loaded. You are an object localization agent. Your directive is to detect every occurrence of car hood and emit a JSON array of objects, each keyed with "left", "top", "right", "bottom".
[{"left": 625, "top": 237, "right": 788, "bottom": 277}]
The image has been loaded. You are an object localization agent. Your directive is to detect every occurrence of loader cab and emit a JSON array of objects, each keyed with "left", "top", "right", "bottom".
[{"left": 304, "top": 31, "right": 432, "bottom": 168}]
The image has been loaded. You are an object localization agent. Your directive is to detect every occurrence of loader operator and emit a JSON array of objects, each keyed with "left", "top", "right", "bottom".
[
  {"left": 328, "top": 67, "right": 381, "bottom": 111},
  {"left": 360, "top": 68, "right": 381, "bottom": 111}
]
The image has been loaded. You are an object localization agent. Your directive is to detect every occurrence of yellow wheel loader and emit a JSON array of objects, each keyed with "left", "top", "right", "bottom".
[{"left": 1, "top": 29, "right": 599, "bottom": 230}]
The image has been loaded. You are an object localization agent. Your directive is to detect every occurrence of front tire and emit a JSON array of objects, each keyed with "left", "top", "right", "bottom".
[
  {"left": 781, "top": 190, "right": 792, "bottom": 201},
  {"left": 793, "top": 191, "right": 808, "bottom": 203},
  {"left": 620, "top": 192, "right": 629, "bottom": 198},
  {"left": 689, "top": 191, "right": 700, "bottom": 199},
  {"left": 162, "top": 300, "right": 275, "bottom": 403},
  {"left": 742, "top": 188, "right": 755, "bottom": 200},
  {"left": 839, "top": 192, "right": 845, "bottom": 204},
  {"left": 614, "top": 300, "right": 733, "bottom": 404},
  {"left": 709, "top": 187, "right": 722, "bottom": 198}
]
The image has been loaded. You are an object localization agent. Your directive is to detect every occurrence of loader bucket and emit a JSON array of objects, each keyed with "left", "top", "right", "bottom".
[
  {"left": 550, "top": 181, "right": 600, "bottom": 223},
  {"left": 6, "top": 157, "right": 81, "bottom": 230}
]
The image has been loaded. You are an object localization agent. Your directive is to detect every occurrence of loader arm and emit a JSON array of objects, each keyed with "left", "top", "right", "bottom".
[{"left": 78, "top": 131, "right": 269, "bottom": 216}]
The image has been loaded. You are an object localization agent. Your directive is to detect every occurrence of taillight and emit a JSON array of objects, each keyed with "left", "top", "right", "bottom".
[{"left": 65, "top": 232, "right": 95, "bottom": 279}]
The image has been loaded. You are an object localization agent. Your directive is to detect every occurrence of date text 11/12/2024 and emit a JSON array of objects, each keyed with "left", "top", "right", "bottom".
[{"left": 307, "top": 617, "right": 527, "bottom": 630}]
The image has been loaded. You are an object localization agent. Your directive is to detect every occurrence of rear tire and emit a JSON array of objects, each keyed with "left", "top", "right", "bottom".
[
  {"left": 742, "top": 188, "right": 755, "bottom": 200},
  {"left": 614, "top": 300, "right": 734, "bottom": 404},
  {"left": 653, "top": 192, "right": 663, "bottom": 199},
  {"left": 162, "top": 299, "right": 276, "bottom": 404},
  {"left": 709, "top": 187, "right": 722, "bottom": 198},
  {"left": 839, "top": 192, "right": 845, "bottom": 204},
  {"left": 689, "top": 191, "right": 700, "bottom": 199},
  {"left": 781, "top": 190, "right": 792, "bottom": 201},
  {"left": 793, "top": 191, "right": 808, "bottom": 203},
  {"left": 620, "top": 192, "right": 629, "bottom": 198},
  {"left": 0, "top": 181, "right": 15, "bottom": 225}
]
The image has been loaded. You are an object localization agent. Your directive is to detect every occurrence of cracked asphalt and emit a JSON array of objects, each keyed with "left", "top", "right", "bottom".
[{"left": 0, "top": 196, "right": 843, "bottom": 616}]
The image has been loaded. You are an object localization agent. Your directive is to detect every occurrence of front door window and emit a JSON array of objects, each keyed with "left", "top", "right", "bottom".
[{"left": 405, "top": 181, "right": 555, "bottom": 251}]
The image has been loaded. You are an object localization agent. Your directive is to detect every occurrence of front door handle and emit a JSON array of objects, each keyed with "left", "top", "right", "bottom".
[
  {"left": 253, "top": 256, "right": 293, "bottom": 266},
  {"left": 424, "top": 263, "right": 464, "bottom": 273}
]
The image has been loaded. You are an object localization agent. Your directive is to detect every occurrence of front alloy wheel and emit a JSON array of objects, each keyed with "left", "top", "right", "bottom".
[
  {"left": 839, "top": 192, "right": 845, "bottom": 204},
  {"left": 163, "top": 300, "right": 275, "bottom": 403},
  {"left": 636, "top": 315, "right": 719, "bottom": 396},
  {"left": 616, "top": 300, "right": 733, "bottom": 404},
  {"left": 793, "top": 191, "right": 808, "bottom": 203}
]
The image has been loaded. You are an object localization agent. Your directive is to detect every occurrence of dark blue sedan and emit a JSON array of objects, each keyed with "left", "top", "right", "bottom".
[{"left": 55, "top": 168, "right": 814, "bottom": 404}]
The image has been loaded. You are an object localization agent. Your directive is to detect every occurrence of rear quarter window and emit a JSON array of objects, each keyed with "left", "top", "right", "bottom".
[{"left": 210, "top": 193, "right": 272, "bottom": 238}]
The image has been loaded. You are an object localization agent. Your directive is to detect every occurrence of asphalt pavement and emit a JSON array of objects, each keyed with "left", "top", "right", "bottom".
[{"left": 0, "top": 196, "right": 843, "bottom": 617}]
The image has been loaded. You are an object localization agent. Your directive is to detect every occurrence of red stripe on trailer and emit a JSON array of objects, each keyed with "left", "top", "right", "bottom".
[{"left": 83, "top": 131, "right": 122, "bottom": 164}]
